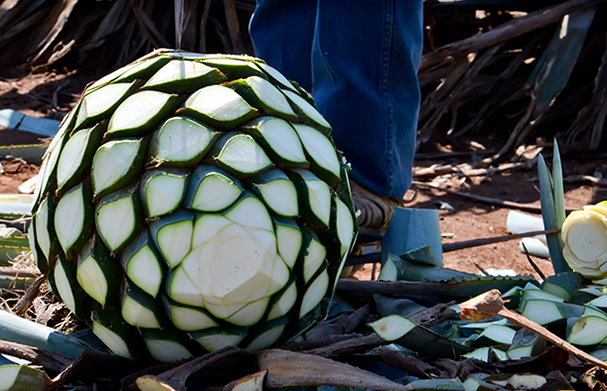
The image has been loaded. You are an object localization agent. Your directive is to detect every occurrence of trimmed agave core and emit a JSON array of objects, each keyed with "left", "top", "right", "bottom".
[{"left": 29, "top": 49, "right": 358, "bottom": 362}]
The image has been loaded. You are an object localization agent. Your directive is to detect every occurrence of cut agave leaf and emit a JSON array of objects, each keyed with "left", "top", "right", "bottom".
[
  {"left": 75, "top": 81, "right": 140, "bottom": 130},
  {"left": 56, "top": 122, "right": 105, "bottom": 192},
  {"left": 121, "top": 280, "right": 166, "bottom": 329},
  {"left": 297, "top": 230, "right": 327, "bottom": 285},
  {"left": 521, "top": 288, "right": 565, "bottom": 303},
  {"left": 89, "top": 54, "right": 169, "bottom": 91},
  {"left": 225, "top": 297, "right": 271, "bottom": 327},
  {"left": 162, "top": 295, "right": 218, "bottom": 331},
  {"left": 567, "top": 315, "right": 607, "bottom": 346},
  {"left": 28, "top": 222, "right": 45, "bottom": 274},
  {"left": 472, "top": 325, "right": 516, "bottom": 347},
  {"left": 273, "top": 217, "right": 303, "bottom": 269},
  {"left": 255, "top": 62, "right": 298, "bottom": 92},
  {"left": 33, "top": 195, "right": 57, "bottom": 268},
  {"left": 266, "top": 276, "right": 297, "bottom": 321},
  {"left": 142, "top": 59, "right": 226, "bottom": 93},
  {"left": 369, "top": 313, "right": 472, "bottom": 358},
  {"left": 202, "top": 57, "right": 267, "bottom": 80},
  {"left": 224, "top": 191, "right": 274, "bottom": 231},
  {"left": 140, "top": 168, "right": 190, "bottom": 218},
  {"left": 462, "top": 347, "right": 507, "bottom": 362},
  {"left": 149, "top": 209, "right": 194, "bottom": 269},
  {"left": 76, "top": 236, "right": 120, "bottom": 307},
  {"left": 588, "top": 295, "right": 607, "bottom": 308},
  {"left": 113, "top": 55, "right": 172, "bottom": 84},
  {"left": 300, "top": 267, "right": 329, "bottom": 319},
  {"left": 507, "top": 328, "right": 545, "bottom": 360},
  {"left": 282, "top": 89, "right": 331, "bottom": 135},
  {"left": 292, "top": 123, "right": 341, "bottom": 185},
  {"left": 54, "top": 253, "right": 91, "bottom": 320},
  {"left": 54, "top": 180, "right": 93, "bottom": 255},
  {"left": 519, "top": 299, "right": 565, "bottom": 326},
  {"left": 240, "top": 117, "right": 308, "bottom": 167},
  {"left": 148, "top": 116, "right": 221, "bottom": 167},
  {"left": 287, "top": 168, "right": 332, "bottom": 230},
  {"left": 91, "top": 137, "right": 148, "bottom": 199},
  {"left": 95, "top": 184, "right": 142, "bottom": 254},
  {"left": 247, "top": 169, "right": 299, "bottom": 217},
  {"left": 182, "top": 165, "right": 244, "bottom": 212},
  {"left": 321, "top": 195, "right": 356, "bottom": 259},
  {"left": 120, "top": 229, "right": 165, "bottom": 298},
  {"left": 190, "top": 326, "right": 247, "bottom": 352},
  {"left": 106, "top": 90, "right": 181, "bottom": 137},
  {"left": 0, "top": 365, "right": 51, "bottom": 391},
  {"left": 33, "top": 117, "right": 70, "bottom": 205},
  {"left": 246, "top": 316, "right": 289, "bottom": 350},
  {"left": 229, "top": 76, "right": 298, "bottom": 121},
  {"left": 91, "top": 304, "right": 142, "bottom": 360},
  {"left": 180, "top": 85, "right": 259, "bottom": 130},
  {"left": 141, "top": 328, "right": 195, "bottom": 363},
  {"left": 206, "top": 131, "right": 273, "bottom": 178}
]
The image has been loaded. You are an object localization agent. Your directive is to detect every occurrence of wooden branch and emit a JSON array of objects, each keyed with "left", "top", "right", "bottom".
[
  {"left": 12, "top": 275, "right": 45, "bottom": 316},
  {"left": 0, "top": 340, "right": 72, "bottom": 374},
  {"left": 459, "top": 289, "right": 607, "bottom": 370},
  {"left": 412, "top": 180, "right": 580, "bottom": 214},
  {"left": 442, "top": 229, "right": 561, "bottom": 253},
  {"left": 0, "top": 268, "right": 42, "bottom": 279},
  {"left": 413, "top": 161, "right": 533, "bottom": 179},
  {"left": 223, "top": 0, "right": 244, "bottom": 53},
  {"left": 420, "top": 0, "right": 605, "bottom": 72},
  {"left": 131, "top": 1, "right": 171, "bottom": 48},
  {"left": 563, "top": 174, "right": 607, "bottom": 187},
  {"left": 336, "top": 279, "right": 450, "bottom": 299},
  {"left": 26, "top": 0, "right": 79, "bottom": 63}
]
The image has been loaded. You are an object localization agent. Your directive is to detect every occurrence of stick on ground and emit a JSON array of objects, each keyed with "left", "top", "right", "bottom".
[{"left": 459, "top": 289, "right": 607, "bottom": 370}]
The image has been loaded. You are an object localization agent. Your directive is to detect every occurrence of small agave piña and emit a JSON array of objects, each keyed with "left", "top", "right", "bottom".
[{"left": 28, "top": 49, "right": 358, "bottom": 362}]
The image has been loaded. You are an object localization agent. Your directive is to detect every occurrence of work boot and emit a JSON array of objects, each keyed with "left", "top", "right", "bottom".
[{"left": 350, "top": 181, "right": 404, "bottom": 231}]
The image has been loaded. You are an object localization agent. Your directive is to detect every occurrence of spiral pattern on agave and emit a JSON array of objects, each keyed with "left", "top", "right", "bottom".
[{"left": 28, "top": 49, "right": 358, "bottom": 362}]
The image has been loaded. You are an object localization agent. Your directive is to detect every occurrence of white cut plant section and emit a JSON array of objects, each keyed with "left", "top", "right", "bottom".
[
  {"left": 92, "top": 322, "right": 133, "bottom": 360},
  {"left": 96, "top": 196, "right": 136, "bottom": 252},
  {"left": 91, "top": 139, "right": 140, "bottom": 195},
  {"left": 77, "top": 255, "right": 108, "bottom": 306},
  {"left": 54, "top": 260, "right": 76, "bottom": 313},
  {"left": 54, "top": 184, "right": 85, "bottom": 253},
  {"left": 126, "top": 246, "right": 163, "bottom": 298},
  {"left": 145, "top": 339, "right": 192, "bottom": 363},
  {"left": 144, "top": 173, "right": 187, "bottom": 217},
  {"left": 562, "top": 204, "right": 607, "bottom": 280},
  {"left": 152, "top": 116, "right": 217, "bottom": 164},
  {"left": 34, "top": 197, "right": 52, "bottom": 260},
  {"left": 168, "top": 194, "right": 291, "bottom": 326},
  {"left": 246, "top": 76, "right": 297, "bottom": 118}
]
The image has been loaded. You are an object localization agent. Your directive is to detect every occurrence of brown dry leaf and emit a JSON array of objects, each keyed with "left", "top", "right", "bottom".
[{"left": 258, "top": 349, "right": 413, "bottom": 391}]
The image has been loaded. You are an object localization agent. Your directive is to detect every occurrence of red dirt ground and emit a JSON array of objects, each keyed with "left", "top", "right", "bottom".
[{"left": 0, "top": 70, "right": 603, "bottom": 279}]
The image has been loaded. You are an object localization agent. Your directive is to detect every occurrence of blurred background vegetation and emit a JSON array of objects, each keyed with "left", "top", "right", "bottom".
[{"left": 0, "top": 0, "right": 605, "bottom": 158}]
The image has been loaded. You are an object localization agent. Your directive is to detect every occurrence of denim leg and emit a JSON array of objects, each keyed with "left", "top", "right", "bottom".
[
  {"left": 312, "top": 0, "right": 422, "bottom": 199},
  {"left": 249, "top": 0, "right": 422, "bottom": 199},
  {"left": 248, "top": 0, "right": 317, "bottom": 91}
]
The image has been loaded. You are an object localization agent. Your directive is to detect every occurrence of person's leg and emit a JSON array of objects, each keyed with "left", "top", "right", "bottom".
[
  {"left": 248, "top": 0, "right": 317, "bottom": 91},
  {"left": 311, "top": 0, "right": 423, "bottom": 200}
]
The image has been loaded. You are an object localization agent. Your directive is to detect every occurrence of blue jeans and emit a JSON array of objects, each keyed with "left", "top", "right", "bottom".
[{"left": 249, "top": 0, "right": 422, "bottom": 199}]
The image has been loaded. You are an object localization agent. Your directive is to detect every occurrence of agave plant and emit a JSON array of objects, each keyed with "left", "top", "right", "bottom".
[{"left": 28, "top": 49, "right": 357, "bottom": 362}]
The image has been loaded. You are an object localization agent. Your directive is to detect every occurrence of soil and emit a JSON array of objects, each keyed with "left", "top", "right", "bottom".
[{"left": 1, "top": 69, "right": 604, "bottom": 280}]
